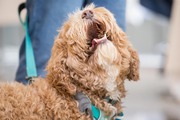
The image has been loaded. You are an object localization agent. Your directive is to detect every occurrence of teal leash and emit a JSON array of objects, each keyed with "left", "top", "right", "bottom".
[{"left": 18, "top": 3, "right": 37, "bottom": 82}]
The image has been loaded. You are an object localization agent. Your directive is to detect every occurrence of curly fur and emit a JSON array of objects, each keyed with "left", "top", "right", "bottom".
[{"left": 0, "top": 4, "right": 139, "bottom": 120}]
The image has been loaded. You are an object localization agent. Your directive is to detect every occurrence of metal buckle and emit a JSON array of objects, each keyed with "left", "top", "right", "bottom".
[{"left": 26, "top": 76, "right": 36, "bottom": 84}]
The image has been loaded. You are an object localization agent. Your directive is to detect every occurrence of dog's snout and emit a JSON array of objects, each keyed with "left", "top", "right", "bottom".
[{"left": 82, "top": 10, "right": 94, "bottom": 19}]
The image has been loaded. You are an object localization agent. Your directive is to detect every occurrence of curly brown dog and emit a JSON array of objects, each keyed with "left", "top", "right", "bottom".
[{"left": 0, "top": 4, "right": 139, "bottom": 120}]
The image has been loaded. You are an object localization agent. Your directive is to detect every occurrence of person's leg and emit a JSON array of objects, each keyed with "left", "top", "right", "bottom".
[
  {"left": 16, "top": 0, "right": 84, "bottom": 84},
  {"left": 83, "top": 0, "right": 126, "bottom": 31}
]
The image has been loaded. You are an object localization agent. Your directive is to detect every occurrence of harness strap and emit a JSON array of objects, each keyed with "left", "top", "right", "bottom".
[
  {"left": 91, "top": 105, "right": 107, "bottom": 120},
  {"left": 75, "top": 92, "right": 123, "bottom": 120},
  {"left": 92, "top": 105, "right": 124, "bottom": 120},
  {"left": 18, "top": 3, "right": 37, "bottom": 81}
]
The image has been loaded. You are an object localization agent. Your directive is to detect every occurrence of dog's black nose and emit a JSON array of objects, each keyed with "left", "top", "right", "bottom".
[{"left": 82, "top": 10, "right": 94, "bottom": 19}]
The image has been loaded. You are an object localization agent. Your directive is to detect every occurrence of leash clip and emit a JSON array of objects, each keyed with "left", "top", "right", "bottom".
[{"left": 26, "top": 76, "right": 37, "bottom": 84}]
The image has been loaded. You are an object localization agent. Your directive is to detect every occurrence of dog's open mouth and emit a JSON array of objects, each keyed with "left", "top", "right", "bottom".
[{"left": 87, "top": 20, "right": 106, "bottom": 49}]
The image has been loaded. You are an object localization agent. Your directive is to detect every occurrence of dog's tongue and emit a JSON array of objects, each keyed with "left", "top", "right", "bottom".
[{"left": 92, "top": 34, "right": 107, "bottom": 48}]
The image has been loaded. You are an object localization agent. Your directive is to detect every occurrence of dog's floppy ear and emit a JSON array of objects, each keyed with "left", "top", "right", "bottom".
[
  {"left": 127, "top": 47, "right": 140, "bottom": 81},
  {"left": 46, "top": 38, "right": 65, "bottom": 71},
  {"left": 46, "top": 38, "right": 77, "bottom": 95},
  {"left": 108, "top": 20, "right": 139, "bottom": 81}
]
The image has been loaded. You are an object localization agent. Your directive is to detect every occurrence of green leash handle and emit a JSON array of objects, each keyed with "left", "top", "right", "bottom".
[{"left": 18, "top": 3, "right": 37, "bottom": 79}]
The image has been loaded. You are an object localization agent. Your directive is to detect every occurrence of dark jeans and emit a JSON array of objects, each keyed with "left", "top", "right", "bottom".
[
  {"left": 15, "top": 0, "right": 126, "bottom": 84},
  {"left": 140, "top": 0, "right": 172, "bottom": 18}
]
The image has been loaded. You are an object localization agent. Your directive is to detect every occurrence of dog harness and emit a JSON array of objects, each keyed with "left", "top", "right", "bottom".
[{"left": 75, "top": 92, "right": 124, "bottom": 120}]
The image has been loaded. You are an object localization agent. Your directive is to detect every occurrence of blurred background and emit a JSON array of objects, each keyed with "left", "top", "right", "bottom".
[{"left": 0, "top": 0, "right": 180, "bottom": 120}]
